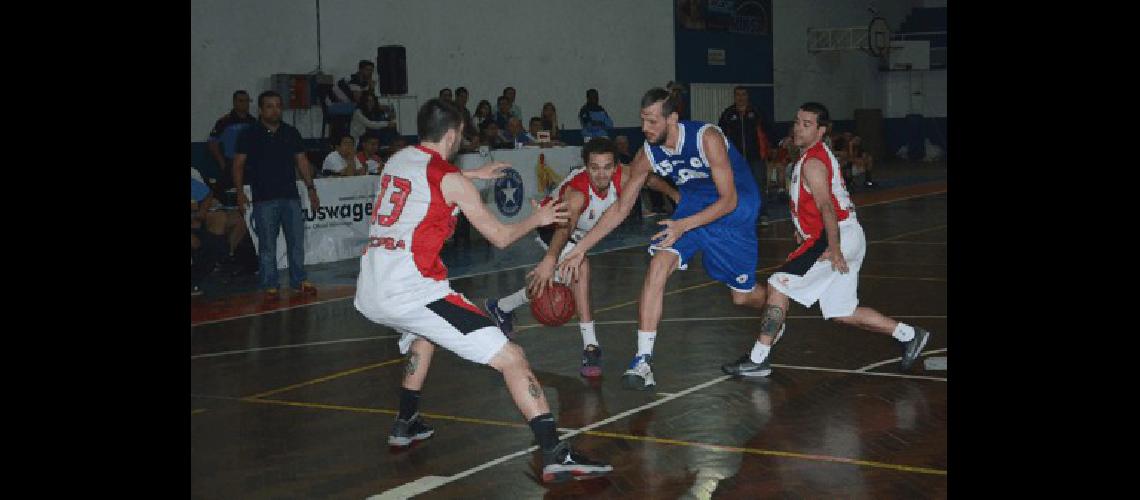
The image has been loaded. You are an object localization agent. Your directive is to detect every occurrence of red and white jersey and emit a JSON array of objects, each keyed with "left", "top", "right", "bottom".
[
  {"left": 787, "top": 141, "right": 857, "bottom": 260},
  {"left": 355, "top": 145, "right": 460, "bottom": 315},
  {"left": 542, "top": 163, "right": 623, "bottom": 241}
]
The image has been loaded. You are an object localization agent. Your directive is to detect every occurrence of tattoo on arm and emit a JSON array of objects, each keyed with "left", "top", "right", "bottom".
[
  {"left": 527, "top": 376, "right": 542, "bottom": 400},
  {"left": 404, "top": 352, "right": 419, "bottom": 378},
  {"left": 760, "top": 305, "right": 785, "bottom": 336}
]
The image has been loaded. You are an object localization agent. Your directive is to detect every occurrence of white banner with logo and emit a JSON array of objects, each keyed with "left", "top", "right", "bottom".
[
  {"left": 457, "top": 146, "right": 583, "bottom": 223},
  {"left": 243, "top": 176, "right": 380, "bottom": 270}
]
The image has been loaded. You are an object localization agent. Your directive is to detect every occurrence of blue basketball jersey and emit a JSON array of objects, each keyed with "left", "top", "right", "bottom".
[
  {"left": 641, "top": 121, "right": 763, "bottom": 292},
  {"left": 643, "top": 120, "right": 760, "bottom": 222}
]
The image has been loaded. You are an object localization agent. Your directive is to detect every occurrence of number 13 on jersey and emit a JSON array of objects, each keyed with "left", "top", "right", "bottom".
[{"left": 371, "top": 174, "right": 412, "bottom": 226}]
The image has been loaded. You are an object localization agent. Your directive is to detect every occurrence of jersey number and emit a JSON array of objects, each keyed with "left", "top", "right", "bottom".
[{"left": 371, "top": 175, "right": 412, "bottom": 226}]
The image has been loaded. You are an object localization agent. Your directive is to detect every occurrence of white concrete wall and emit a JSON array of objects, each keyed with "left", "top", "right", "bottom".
[
  {"left": 191, "top": 0, "right": 675, "bottom": 142},
  {"left": 772, "top": 0, "right": 946, "bottom": 121}
]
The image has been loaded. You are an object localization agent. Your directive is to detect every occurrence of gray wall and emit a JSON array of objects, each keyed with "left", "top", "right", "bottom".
[
  {"left": 771, "top": 0, "right": 945, "bottom": 121},
  {"left": 190, "top": 0, "right": 675, "bottom": 142}
]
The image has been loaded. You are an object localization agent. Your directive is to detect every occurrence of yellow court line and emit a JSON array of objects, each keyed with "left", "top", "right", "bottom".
[
  {"left": 243, "top": 398, "right": 528, "bottom": 430},
  {"left": 244, "top": 358, "right": 404, "bottom": 400},
  {"left": 241, "top": 398, "right": 943, "bottom": 476},
  {"left": 881, "top": 224, "right": 947, "bottom": 242},
  {"left": 859, "top": 275, "right": 947, "bottom": 282},
  {"left": 580, "top": 429, "right": 946, "bottom": 476},
  {"left": 191, "top": 408, "right": 208, "bottom": 415}
]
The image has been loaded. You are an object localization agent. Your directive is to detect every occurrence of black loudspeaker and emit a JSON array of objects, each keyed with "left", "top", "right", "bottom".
[{"left": 377, "top": 45, "right": 408, "bottom": 95}]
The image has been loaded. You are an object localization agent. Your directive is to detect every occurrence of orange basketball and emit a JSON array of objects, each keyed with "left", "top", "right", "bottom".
[{"left": 530, "top": 283, "right": 576, "bottom": 326}]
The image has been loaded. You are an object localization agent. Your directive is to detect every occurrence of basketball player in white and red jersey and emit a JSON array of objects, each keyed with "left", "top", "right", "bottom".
[
  {"left": 354, "top": 99, "right": 612, "bottom": 482},
  {"left": 721, "top": 102, "right": 932, "bottom": 377},
  {"left": 485, "top": 137, "right": 680, "bottom": 378}
]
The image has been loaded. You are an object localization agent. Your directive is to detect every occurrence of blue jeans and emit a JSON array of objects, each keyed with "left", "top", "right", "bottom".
[{"left": 251, "top": 198, "right": 307, "bottom": 290}]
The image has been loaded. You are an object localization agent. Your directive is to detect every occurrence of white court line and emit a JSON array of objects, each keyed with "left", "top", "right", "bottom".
[
  {"left": 857, "top": 348, "right": 948, "bottom": 373},
  {"left": 771, "top": 363, "right": 948, "bottom": 382},
  {"left": 193, "top": 190, "right": 947, "bottom": 328},
  {"left": 368, "top": 375, "right": 732, "bottom": 499},
  {"left": 525, "top": 315, "right": 948, "bottom": 329},
  {"left": 190, "top": 335, "right": 400, "bottom": 360}
]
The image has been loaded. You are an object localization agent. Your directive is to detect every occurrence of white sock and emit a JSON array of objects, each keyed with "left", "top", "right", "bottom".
[
  {"left": 498, "top": 288, "right": 529, "bottom": 312},
  {"left": 892, "top": 323, "right": 915, "bottom": 342},
  {"left": 749, "top": 341, "right": 771, "bottom": 364},
  {"left": 580, "top": 321, "right": 598, "bottom": 348},
  {"left": 637, "top": 330, "right": 656, "bottom": 357}
]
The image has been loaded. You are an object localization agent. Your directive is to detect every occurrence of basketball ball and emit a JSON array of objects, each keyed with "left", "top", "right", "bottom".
[{"left": 530, "top": 283, "right": 576, "bottom": 327}]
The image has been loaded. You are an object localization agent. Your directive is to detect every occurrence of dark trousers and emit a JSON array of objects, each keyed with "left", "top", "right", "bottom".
[{"left": 191, "top": 228, "right": 227, "bottom": 286}]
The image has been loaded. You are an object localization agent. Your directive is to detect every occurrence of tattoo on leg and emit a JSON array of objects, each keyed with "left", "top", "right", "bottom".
[
  {"left": 404, "top": 352, "right": 419, "bottom": 378},
  {"left": 760, "top": 305, "right": 785, "bottom": 336},
  {"left": 527, "top": 376, "right": 541, "bottom": 400}
]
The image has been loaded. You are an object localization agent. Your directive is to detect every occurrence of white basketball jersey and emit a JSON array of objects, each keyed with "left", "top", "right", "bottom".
[
  {"left": 355, "top": 146, "right": 460, "bottom": 316},
  {"left": 547, "top": 164, "right": 623, "bottom": 241}
]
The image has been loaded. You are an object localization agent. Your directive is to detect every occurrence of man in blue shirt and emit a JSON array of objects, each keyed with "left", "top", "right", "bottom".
[
  {"left": 233, "top": 91, "right": 322, "bottom": 298},
  {"left": 578, "top": 89, "right": 614, "bottom": 140}
]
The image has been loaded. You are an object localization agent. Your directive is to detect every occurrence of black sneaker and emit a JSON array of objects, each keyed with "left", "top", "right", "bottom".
[
  {"left": 579, "top": 345, "right": 602, "bottom": 378},
  {"left": 388, "top": 413, "right": 435, "bottom": 447},
  {"left": 484, "top": 298, "right": 516, "bottom": 338},
  {"left": 542, "top": 441, "right": 612, "bottom": 483},
  {"left": 900, "top": 327, "right": 931, "bottom": 371},
  {"left": 721, "top": 354, "right": 771, "bottom": 377}
]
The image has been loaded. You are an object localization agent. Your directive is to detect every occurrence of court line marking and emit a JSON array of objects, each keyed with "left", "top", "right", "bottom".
[
  {"left": 191, "top": 335, "right": 400, "bottom": 360},
  {"left": 192, "top": 316, "right": 947, "bottom": 360},
  {"left": 773, "top": 362, "right": 947, "bottom": 382},
  {"left": 191, "top": 408, "right": 208, "bottom": 415},
  {"left": 191, "top": 188, "right": 946, "bottom": 328},
  {"left": 370, "top": 375, "right": 732, "bottom": 498},
  {"left": 579, "top": 430, "right": 946, "bottom": 476},
  {"left": 881, "top": 224, "right": 947, "bottom": 242},
  {"left": 242, "top": 358, "right": 404, "bottom": 400},
  {"left": 857, "top": 348, "right": 948, "bottom": 373}
]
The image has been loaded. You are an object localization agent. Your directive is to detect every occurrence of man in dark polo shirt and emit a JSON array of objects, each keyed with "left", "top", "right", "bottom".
[
  {"left": 718, "top": 86, "right": 770, "bottom": 224},
  {"left": 206, "top": 90, "right": 256, "bottom": 193},
  {"left": 233, "top": 90, "right": 321, "bottom": 298}
]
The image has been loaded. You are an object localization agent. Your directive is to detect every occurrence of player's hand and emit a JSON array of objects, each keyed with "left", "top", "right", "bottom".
[
  {"left": 236, "top": 191, "right": 250, "bottom": 215},
  {"left": 469, "top": 161, "right": 511, "bottom": 180},
  {"left": 526, "top": 256, "right": 558, "bottom": 297},
  {"left": 308, "top": 189, "right": 321, "bottom": 213},
  {"left": 819, "top": 247, "right": 849, "bottom": 273},
  {"left": 557, "top": 249, "right": 585, "bottom": 284},
  {"left": 531, "top": 198, "right": 568, "bottom": 227},
  {"left": 652, "top": 219, "right": 688, "bottom": 249}
]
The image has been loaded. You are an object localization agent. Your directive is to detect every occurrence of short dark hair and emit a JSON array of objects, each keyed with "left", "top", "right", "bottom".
[
  {"left": 359, "top": 59, "right": 374, "bottom": 70},
  {"left": 258, "top": 90, "right": 282, "bottom": 108},
  {"left": 417, "top": 98, "right": 464, "bottom": 142},
  {"left": 440, "top": 87, "right": 451, "bottom": 95},
  {"left": 581, "top": 137, "right": 618, "bottom": 165},
  {"left": 456, "top": 87, "right": 468, "bottom": 96},
  {"left": 362, "top": 134, "right": 380, "bottom": 143},
  {"left": 504, "top": 86, "right": 515, "bottom": 94},
  {"left": 587, "top": 88, "right": 598, "bottom": 97},
  {"left": 497, "top": 95, "right": 510, "bottom": 104},
  {"left": 640, "top": 87, "right": 679, "bottom": 118},
  {"left": 799, "top": 102, "right": 831, "bottom": 133},
  {"left": 233, "top": 90, "right": 249, "bottom": 100},
  {"left": 529, "top": 117, "right": 543, "bottom": 126},
  {"left": 333, "top": 133, "right": 354, "bottom": 147},
  {"left": 733, "top": 85, "right": 749, "bottom": 94}
]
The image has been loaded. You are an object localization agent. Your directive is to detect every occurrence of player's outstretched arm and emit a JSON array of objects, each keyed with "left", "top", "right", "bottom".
[
  {"left": 529, "top": 190, "right": 584, "bottom": 297},
  {"left": 440, "top": 172, "right": 568, "bottom": 249}
]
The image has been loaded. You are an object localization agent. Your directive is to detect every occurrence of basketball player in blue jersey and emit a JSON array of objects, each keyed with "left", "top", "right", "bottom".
[{"left": 556, "top": 87, "right": 773, "bottom": 390}]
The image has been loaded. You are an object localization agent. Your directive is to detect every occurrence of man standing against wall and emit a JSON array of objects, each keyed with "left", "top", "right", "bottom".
[
  {"left": 233, "top": 91, "right": 321, "bottom": 299},
  {"left": 719, "top": 86, "right": 770, "bottom": 224},
  {"left": 579, "top": 89, "right": 614, "bottom": 141}
]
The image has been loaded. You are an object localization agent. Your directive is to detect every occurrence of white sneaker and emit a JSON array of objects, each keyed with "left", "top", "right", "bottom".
[{"left": 621, "top": 354, "right": 655, "bottom": 390}]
